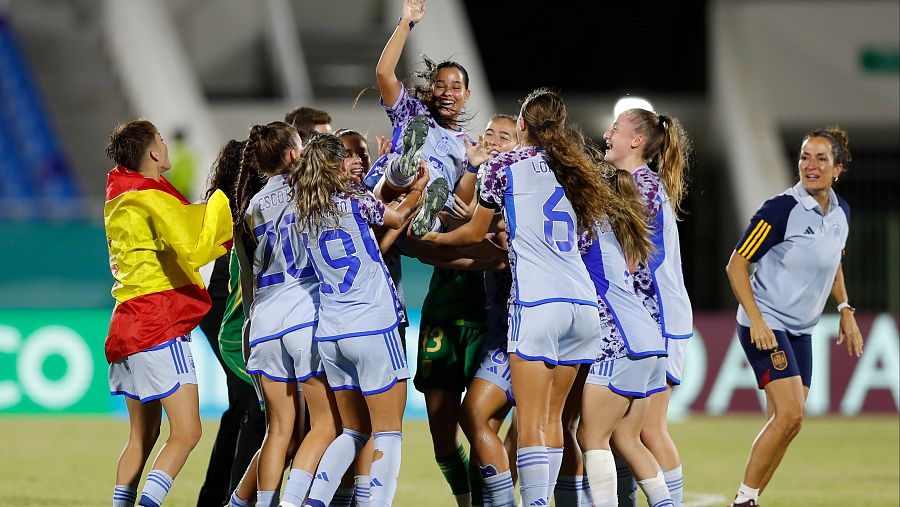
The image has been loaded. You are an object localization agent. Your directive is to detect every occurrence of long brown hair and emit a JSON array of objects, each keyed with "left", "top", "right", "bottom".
[
  {"left": 522, "top": 89, "right": 651, "bottom": 263},
  {"left": 288, "top": 133, "right": 349, "bottom": 234},
  {"left": 625, "top": 108, "right": 691, "bottom": 217},
  {"left": 205, "top": 139, "right": 246, "bottom": 216},
  {"left": 233, "top": 121, "right": 299, "bottom": 233}
]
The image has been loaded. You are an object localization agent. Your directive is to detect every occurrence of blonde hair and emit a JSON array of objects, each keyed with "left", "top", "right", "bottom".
[
  {"left": 288, "top": 133, "right": 350, "bottom": 233},
  {"left": 625, "top": 108, "right": 692, "bottom": 217}
]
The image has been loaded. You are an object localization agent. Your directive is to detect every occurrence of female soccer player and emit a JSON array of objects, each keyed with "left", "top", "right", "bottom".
[
  {"left": 292, "top": 134, "right": 427, "bottom": 507},
  {"left": 724, "top": 127, "right": 863, "bottom": 507},
  {"left": 105, "top": 120, "right": 232, "bottom": 507},
  {"left": 236, "top": 121, "right": 338, "bottom": 507},
  {"left": 373, "top": 0, "right": 475, "bottom": 225},
  {"left": 575, "top": 170, "right": 674, "bottom": 507},
  {"left": 197, "top": 139, "right": 268, "bottom": 507},
  {"left": 421, "top": 88, "right": 608, "bottom": 507},
  {"left": 602, "top": 108, "right": 694, "bottom": 505}
]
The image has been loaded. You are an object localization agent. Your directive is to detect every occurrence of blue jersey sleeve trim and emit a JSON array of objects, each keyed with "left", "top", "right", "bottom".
[
  {"left": 735, "top": 194, "right": 795, "bottom": 262},
  {"left": 836, "top": 193, "right": 851, "bottom": 223}
]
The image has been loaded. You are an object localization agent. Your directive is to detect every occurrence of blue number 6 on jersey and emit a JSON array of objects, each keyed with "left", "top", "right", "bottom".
[{"left": 542, "top": 186, "right": 575, "bottom": 252}]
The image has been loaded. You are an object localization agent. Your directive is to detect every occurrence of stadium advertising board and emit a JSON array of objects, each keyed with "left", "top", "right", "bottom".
[{"left": 0, "top": 309, "right": 896, "bottom": 416}]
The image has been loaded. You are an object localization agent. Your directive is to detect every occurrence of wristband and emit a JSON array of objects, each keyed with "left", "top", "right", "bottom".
[
  {"left": 466, "top": 161, "right": 480, "bottom": 174},
  {"left": 398, "top": 17, "right": 415, "bottom": 30},
  {"left": 837, "top": 301, "right": 855, "bottom": 313}
]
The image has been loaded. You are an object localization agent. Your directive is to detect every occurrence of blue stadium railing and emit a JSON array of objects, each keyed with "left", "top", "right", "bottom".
[{"left": 0, "top": 15, "right": 82, "bottom": 218}]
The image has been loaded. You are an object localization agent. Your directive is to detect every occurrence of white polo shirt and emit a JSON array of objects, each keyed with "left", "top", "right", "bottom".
[{"left": 735, "top": 182, "right": 850, "bottom": 335}]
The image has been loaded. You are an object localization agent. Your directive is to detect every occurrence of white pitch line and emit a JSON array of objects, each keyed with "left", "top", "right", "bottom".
[{"left": 685, "top": 492, "right": 730, "bottom": 507}]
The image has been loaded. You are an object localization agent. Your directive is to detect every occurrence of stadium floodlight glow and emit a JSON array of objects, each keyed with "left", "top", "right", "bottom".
[{"left": 614, "top": 96, "right": 654, "bottom": 116}]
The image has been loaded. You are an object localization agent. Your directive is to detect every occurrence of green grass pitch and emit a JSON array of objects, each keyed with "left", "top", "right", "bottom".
[{"left": 1, "top": 415, "right": 897, "bottom": 506}]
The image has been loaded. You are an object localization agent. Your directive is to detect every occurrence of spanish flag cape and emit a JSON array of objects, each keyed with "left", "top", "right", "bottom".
[{"left": 104, "top": 165, "right": 233, "bottom": 363}]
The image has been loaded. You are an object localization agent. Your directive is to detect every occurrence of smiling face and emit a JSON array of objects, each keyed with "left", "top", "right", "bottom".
[
  {"left": 798, "top": 136, "right": 842, "bottom": 195},
  {"left": 430, "top": 66, "right": 470, "bottom": 123},
  {"left": 340, "top": 134, "right": 366, "bottom": 185},
  {"left": 482, "top": 117, "right": 517, "bottom": 155},
  {"left": 602, "top": 112, "right": 640, "bottom": 167}
]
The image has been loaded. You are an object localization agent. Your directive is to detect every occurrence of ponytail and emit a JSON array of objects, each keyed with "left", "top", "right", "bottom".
[
  {"left": 521, "top": 89, "right": 651, "bottom": 263},
  {"left": 626, "top": 109, "right": 692, "bottom": 218}
]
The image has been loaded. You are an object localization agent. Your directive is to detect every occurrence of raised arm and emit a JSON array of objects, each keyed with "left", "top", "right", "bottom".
[
  {"left": 421, "top": 204, "right": 494, "bottom": 247},
  {"left": 830, "top": 264, "right": 863, "bottom": 357},
  {"left": 725, "top": 250, "right": 777, "bottom": 351},
  {"left": 376, "top": 0, "right": 425, "bottom": 108}
]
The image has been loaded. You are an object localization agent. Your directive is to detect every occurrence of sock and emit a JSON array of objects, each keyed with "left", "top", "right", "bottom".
[
  {"left": 281, "top": 468, "right": 314, "bottom": 506},
  {"left": 369, "top": 431, "right": 403, "bottom": 507},
  {"left": 138, "top": 470, "right": 173, "bottom": 507},
  {"left": 516, "top": 446, "right": 549, "bottom": 507},
  {"left": 546, "top": 447, "right": 564, "bottom": 501},
  {"left": 330, "top": 487, "right": 354, "bottom": 507},
  {"left": 638, "top": 471, "right": 673, "bottom": 507},
  {"left": 306, "top": 429, "right": 370, "bottom": 507},
  {"left": 614, "top": 453, "right": 637, "bottom": 507},
  {"left": 663, "top": 466, "right": 683, "bottom": 506},
  {"left": 385, "top": 157, "right": 415, "bottom": 188},
  {"left": 482, "top": 465, "right": 515, "bottom": 507},
  {"left": 354, "top": 475, "right": 371, "bottom": 506},
  {"left": 228, "top": 490, "right": 252, "bottom": 507},
  {"left": 437, "top": 444, "right": 472, "bottom": 498},
  {"left": 554, "top": 475, "right": 591, "bottom": 506},
  {"left": 468, "top": 459, "right": 485, "bottom": 507},
  {"left": 255, "top": 490, "right": 278, "bottom": 507},
  {"left": 734, "top": 482, "right": 759, "bottom": 503},
  {"left": 584, "top": 449, "right": 617, "bottom": 507},
  {"left": 113, "top": 485, "right": 137, "bottom": 507}
]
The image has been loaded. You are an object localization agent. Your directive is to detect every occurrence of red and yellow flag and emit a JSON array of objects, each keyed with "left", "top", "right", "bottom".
[{"left": 103, "top": 165, "right": 232, "bottom": 363}]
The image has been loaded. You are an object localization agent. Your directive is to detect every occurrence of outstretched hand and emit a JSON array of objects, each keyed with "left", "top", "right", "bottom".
[
  {"left": 377, "top": 135, "right": 392, "bottom": 158},
  {"left": 401, "top": 0, "right": 426, "bottom": 25},
  {"left": 464, "top": 135, "right": 491, "bottom": 169}
]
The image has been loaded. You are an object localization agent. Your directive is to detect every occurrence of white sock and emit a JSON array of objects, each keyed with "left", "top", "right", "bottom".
[
  {"left": 663, "top": 465, "right": 683, "bottom": 506},
  {"left": 735, "top": 482, "right": 759, "bottom": 503},
  {"left": 637, "top": 470, "right": 673, "bottom": 507},
  {"left": 584, "top": 449, "right": 617, "bottom": 507}
]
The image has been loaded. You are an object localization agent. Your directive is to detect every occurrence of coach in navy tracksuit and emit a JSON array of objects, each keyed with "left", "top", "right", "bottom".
[{"left": 723, "top": 127, "right": 864, "bottom": 507}]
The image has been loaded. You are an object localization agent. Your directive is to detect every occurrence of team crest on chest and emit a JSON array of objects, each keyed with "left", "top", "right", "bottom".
[
  {"left": 435, "top": 135, "right": 452, "bottom": 156},
  {"left": 770, "top": 349, "right": 788, "bottom": 371}
]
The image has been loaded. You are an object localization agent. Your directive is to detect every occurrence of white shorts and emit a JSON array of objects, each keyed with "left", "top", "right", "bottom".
[
  {"left": 318, "top": 328, "right": 409, "bottom": 395},
  {"left": 507, "top": 302, "right": 601, "bottom": 366},
  {"left": 585, "top": 355, "right": 667, "bottom": 399},
  {"left": 247, "top": 326, "right": 323, "bottom": 383},
  {"left": 473, "top": 347, "right": 515, "bottom": 405},
  {"left": 109, "top": 336, "right": 196, "bottom": 403},
  {"left": 665, "top": 337, "right": 688, "bottom": 385}
]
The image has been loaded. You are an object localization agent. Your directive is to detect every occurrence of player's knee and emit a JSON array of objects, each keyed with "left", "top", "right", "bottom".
[
  {"left": 776, "top": 405, "right": 804, "bottom": 437},
  {"left": 172, "top": 423, "right": 202, "bottom": 450}
]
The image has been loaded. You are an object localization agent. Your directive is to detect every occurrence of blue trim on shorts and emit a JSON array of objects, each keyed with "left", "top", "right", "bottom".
[
  {"left": 665, "top": 332, "right": 693, "bottom": 340},
  {"left": 110, "top": 390, "right": 140, "bottom": 400},
  {"left": 297, "top": 370, "right": 327, "bottom": 383},
  {"left": 626, "top": 349, "right": 668, "bottom": 359},
  {"left": 141, "top": 383, "right": 182, "bottom": 403},
  {"left": 249, "top": 320, "right": 317, "bottom": 347},
  {"left": 607, "top": 382, "right": 667, "bottom": 399},
  {"left": 512, "top": 350, "right": 558, "bottom": 366},
  {"left": 314, "top": 320, "right": 400, "bottom": 342},
  {"left": 514, "top": 297, "right": 599, "bottom": 308},
  {"left": 666, "top": 371, "right": 681, "bottom": 386},
  {"left": 144, "top": 336, "right": 180, "bottom": 352},
  {"left": 363, "top": 376, "right": 403, "bottom": 396},
  {"left": 558, "top": 357, "right": 596, "bottom": 365},
  {"left": 247, "top": 369, "right": 297, "bottom": 383}
]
